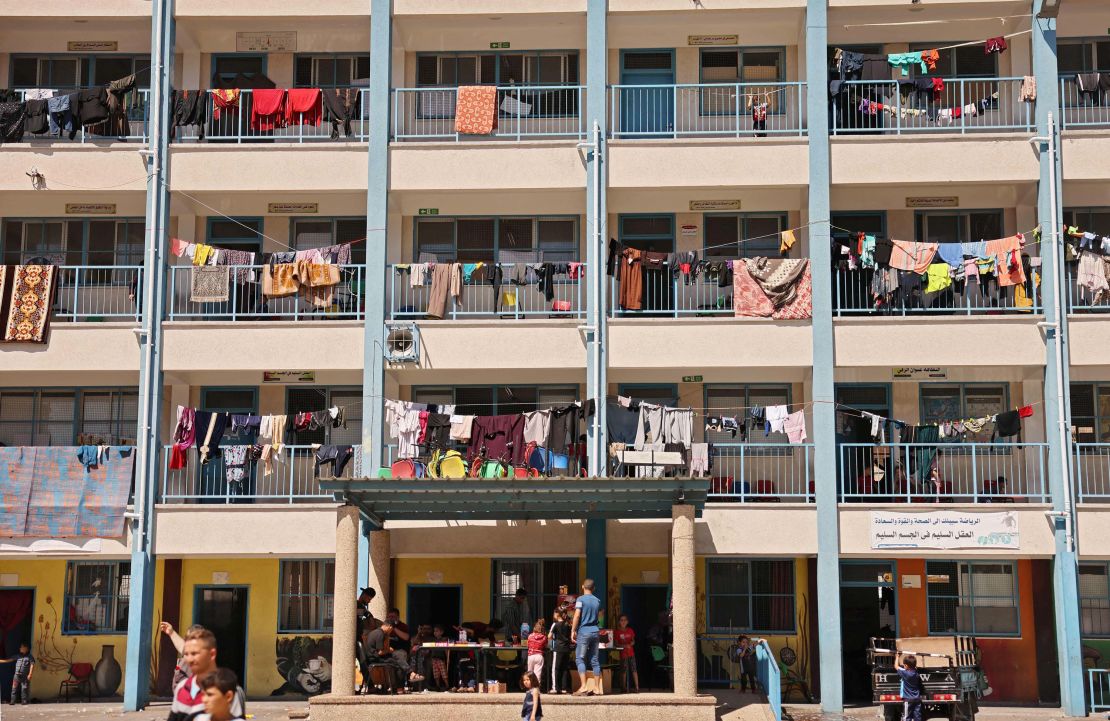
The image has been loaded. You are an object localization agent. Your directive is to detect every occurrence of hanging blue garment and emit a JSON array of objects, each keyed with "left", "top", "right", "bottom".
[{"left": 936, "top": 243, "right": 965, "bottom": 268}]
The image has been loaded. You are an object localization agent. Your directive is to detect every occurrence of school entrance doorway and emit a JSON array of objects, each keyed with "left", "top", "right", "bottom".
[
  {"left": 840, "top": 561, "right": 897, "bottom": 705},
  {"left": 194, "top": 586, "right": 250, "bottom": 691}
]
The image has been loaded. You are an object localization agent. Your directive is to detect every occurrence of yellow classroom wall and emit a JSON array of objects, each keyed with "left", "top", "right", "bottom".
[{"left": 0, "top": 558, "right": 165, "bottom": 700}]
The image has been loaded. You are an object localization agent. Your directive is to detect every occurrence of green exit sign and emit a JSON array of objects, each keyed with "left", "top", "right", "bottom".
[
  {"left": 418, "top": 208, "right": 439, "bottom": 216},
  {"left": 490, "top": 42, "right": 510, "bottom": 49},
  {"left": 682, "top": 375, "right": 703, "bottom": 383}
]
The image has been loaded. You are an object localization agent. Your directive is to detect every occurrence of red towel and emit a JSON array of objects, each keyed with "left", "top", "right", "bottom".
[
  {"left": 250, "top": 89, "right": 287, "bottom": 132},
  {"left": 286, "top": 88, "right": 322, "bottom": 127}
]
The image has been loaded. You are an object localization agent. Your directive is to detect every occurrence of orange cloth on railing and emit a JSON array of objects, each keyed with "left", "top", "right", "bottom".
[
  {"left": 889, "top": 240, "right": 938, "bottom": 274},
  {"left": 454, "top": 85, "right": 498, "bottom": 135},
  {"left": 920, "top": 49, "right": 939, "bottom": 72},
  {"left": 250, "top": 89, "right": 287, "bottom": 131},
  {"left": 286, "top": 88, "right": 322, "bottom": 127},
  {"left": 211, "top": 89, "right": 240, "bottom": 120}
]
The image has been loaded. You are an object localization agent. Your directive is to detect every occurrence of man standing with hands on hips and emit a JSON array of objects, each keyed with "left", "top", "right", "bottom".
[{"left": 570, "top": 578, "right": 602, "bottom": 696}]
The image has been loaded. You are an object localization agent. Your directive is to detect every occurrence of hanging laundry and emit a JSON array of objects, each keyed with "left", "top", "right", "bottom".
[
  {"left": 286, "top": 88, "right": 323, "bottom": 127},
  {"left": 887, "top": 52, "right": 925, "bottom": 76},
  {"left": 190, "top": 266, "right": 230, "bottom": 302},
  {"left": 1020, "top": 76, "right": 1037, "bottom": 102},
  {"left": 765, "top": 405, "right": 789, "bottom": 435},
  {"left": 984, "top": 36, "right": 1008, "bottom": 54},
  {"left": 449, "top": 414, "right": 475, "bottom": 442},
  {"left": 454, "top": 86, "right": 499, "bottom": 135},
  {"left": 779, "top": 229, "right": 797, "bottom": 255},
  {"left": 920, "top": 49, "right": 940, "bottom": 72},
  {"left": 321, "top": 87, "right": 358, "bottom": 139},
  {"left": 170, "top": 406, "right": 196, "bottom": 470},
  {"left": 523, "top": 409, "right": 553, "bottom": 446},
  {"left": 211, "top": 89, "right": 241, "bottom": 120},
  {"left": 994, "top": 410, "right": 1021, "bottom": 438},
  {"left": 889, "top": 240, "right": 938, "bottom": 274},
  {"left": 783, "top": 411, "right": 807, "bottom": 443},
  {"left": 924, "top": 264, "right": 953, "bottom": 294},
  {"left": 250, "top": 89, "right": 287, "bottom": 132}
]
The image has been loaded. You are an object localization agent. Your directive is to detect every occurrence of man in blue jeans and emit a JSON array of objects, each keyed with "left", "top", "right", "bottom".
[{"left": 571, "top": 578, "right": 602, "bottom": 696}]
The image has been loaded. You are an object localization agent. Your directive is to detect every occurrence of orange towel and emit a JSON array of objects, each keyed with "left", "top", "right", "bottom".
[{"left": 454, "top": 86, "right": 498, "bottom": 135}]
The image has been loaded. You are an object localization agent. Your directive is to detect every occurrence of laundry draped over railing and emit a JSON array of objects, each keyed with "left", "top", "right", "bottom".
[
  {"left": 0, "top": 74, "right": 141, "bottom": 143},
  {"left": 0, "top": 264, "right": 59, "bottom": 344},
  {"left": 1064, "top": 224, "right": 1110, "bottom": 303},
  {"left": 0, "top": 446, "right": 135, "bottom": 538}
]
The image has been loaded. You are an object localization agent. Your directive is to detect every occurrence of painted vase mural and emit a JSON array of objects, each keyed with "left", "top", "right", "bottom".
[{"left": 94, "top": 644, "right": 123, "bottom": 696}]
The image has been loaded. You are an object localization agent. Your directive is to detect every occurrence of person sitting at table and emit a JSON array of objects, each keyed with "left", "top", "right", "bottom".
[
  {"left": 452, "top": 627, "right": 478, "bottom": 693},
  {"left": 364, "top": 620, "right": 425, "bottom": 690},
  {"left": 411, "top": 624, "right": 435, "bottom": 688},
  {"left": 385, "top": 608, "right": 412, "bottom": 658}
]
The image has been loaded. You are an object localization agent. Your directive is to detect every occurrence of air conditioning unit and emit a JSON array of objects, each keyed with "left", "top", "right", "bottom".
[{"left": 384, "top": 322, "right": 420, "bottom": 363}]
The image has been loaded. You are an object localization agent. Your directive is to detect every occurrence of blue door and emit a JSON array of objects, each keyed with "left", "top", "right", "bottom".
[{"left": 620, "top": 51, "right": 675, "bottom": 136}]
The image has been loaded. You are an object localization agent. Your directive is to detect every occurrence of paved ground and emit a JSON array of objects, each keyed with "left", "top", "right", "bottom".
[{"left": 783, "top": 704, "right": 1091, "bottom": 721}]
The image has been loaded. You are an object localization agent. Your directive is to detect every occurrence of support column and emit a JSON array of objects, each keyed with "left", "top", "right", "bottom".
[
  {"left": 362, "top": 0, "right": 394, "bottom": 583},
  {"left": 585, "top": 0, "right": 608, "bottom": 475},
  {"left": 367, "top": 528, "right": 391, "bottom": 619},
  {"left": 331, "top": 505, "right": 360, "bottom": 697},
  {"left": 671, "top": 505, "right": 696, "bottom": 697},
  {"left": 1032, "top": 3, "right": 1085, "bottom": 715},
  {"left": 123, "top": 0, "right": 173, "bottom": 710},
  {"left": 806, "top": 0, "right": 842, "bottom": 712},
  {"left": 585, "top": 519, "right": 607, "bottom": 612}
]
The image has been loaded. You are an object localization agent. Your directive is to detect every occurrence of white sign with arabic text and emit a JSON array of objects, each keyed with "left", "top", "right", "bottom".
[{"left": 870, "top": 510, "right": 1019, "bottom": 549}]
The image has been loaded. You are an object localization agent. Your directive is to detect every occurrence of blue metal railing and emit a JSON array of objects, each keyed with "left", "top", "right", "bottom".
[
  {"left": 1090, "top": 668, "right": 1110, "bottom": 712},
  {"left": 14, "top": 88, "right": 150, "bottom": 143},
  {"left": 609, "top": 273, "right": 733, "bottom": 317},
  {"left": 166, "top": 264, "right": 364, "bottom": 321},
  {"left": 839, "top": 442, "right": 1049, "bottom": 503},
  {"left": 1060, "top": 76, "right": 1110, "bottom": 130},
  {"left": 609, "top": 82, "right": 806, "bottom": 139},
  {"left": 172, "top": 88, "right": 371, "bottom": 143},
  {"left": 1066, "top": 271, "right": 1110, "bottom": 313},
  {"left": 392, "top": 86, "right": 586, "bottom": 141},
  {"left": 834, "top": 267, "right": 1041, "bottom": 316},
  {"left": 1074, "top": 443, "right": 1110, "bottom": 503},
  {"left": 160, "top": 444, "right": 350, "bottom": 503},
  {"left": 756, "top": 640, "right": 782, "bottom": 721},
  {"left": 389, "top": 263, "right": 585, "bottom": 319},
  {"left": 53, "top": 265, "right": 143, "bottom": 322},
  {"left": 708, "top": 443, "right": 814, "bottom": 503},
  {"left": 830, "top": 77, "right": 1033, "bottom": 135}
]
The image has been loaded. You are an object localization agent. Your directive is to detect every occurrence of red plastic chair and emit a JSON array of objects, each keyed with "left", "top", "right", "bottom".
[
  {"left": 752, "top": 479, "right": 780, "bottom": 502},
  {"left": 60, "top": 662, "right": 95, "bottom": 702}
]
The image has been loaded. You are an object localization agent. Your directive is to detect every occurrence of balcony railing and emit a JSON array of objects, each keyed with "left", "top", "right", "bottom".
[
  {"left": 172, "top": 88, "right": 371, "bottom": 143},
  {"left": 166, "top": 264, "right": 364, "bottom": 321},
  {"left": 389, "top": 263, "right": 585, "bottom": 320},
  {"left": 1066, "top": 271, "right": 1110, "bottom": 313},
  {"left": 1060, "top": 76, "right": 1110, "bottom": 130},
  {"left": 1074, "top": 443, "right": 1110, "bottom": 503},
  {"left": 838, "top": 442, "right": 1049, "bottom": 503},
  {"left": 52, "top": 265, "right": 143, "bottom": 322},
  {"left": 609, "top": 82, "right": 806, "bottom": 139},
  {"left": 1090, "top": 669, "right": 1110, "bottom": 713},
  {"left": 833, "top": 268, "right": 1041, "bottom": 316},
  {"left": 830, "top": 77, "right": 1033, "bottom": 135},
  {"left": 609, "top": 273, "right": 733, "bottom": 318},
  {"left": 392, "top": 86, "right": 586, "bottom": 141},
  {"left": 707, "top": 443, "right": 814, "bottom": 502},
  {"left": 160, "top": 444, "right": 349, "bottom": 503},
  {"left": 14, "top": 88, "right": 150, "bottom": 143}
]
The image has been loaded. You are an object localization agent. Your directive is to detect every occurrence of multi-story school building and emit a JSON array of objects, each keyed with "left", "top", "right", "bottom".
[{"left": 0, "top": 0, "right": 1109, "bottom": 716}]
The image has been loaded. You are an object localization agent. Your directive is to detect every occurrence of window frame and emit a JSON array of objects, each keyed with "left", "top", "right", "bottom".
[
  {"left": 285, "top": 385, "right": 362, "bottom": 447},
  {"left": 702, "top": 212, "right": 789, "bottom": 258},
  {"left": 490, "top": 557, "right": 580, "bottom": 631},
  {"left": 415, "top": 50, "right": 580, "bottom": 88},
  {"left": 697, "top": 46, "right": 788, "bottom": 117},
  {"left": 925, "top": 560, "right": 1020, "bottom": 638},
  {"left": 1068, "top": 381, "right": 1110, "bottom": 445},
  {"left": 703, "top": 383, "right": 793, "bottom": 453},
  {"left": 1, "top": 217, "right": 145, "bottom": 274},
  {"left": 1079, "top": 562, "right": 1110, "bottom": 639},
  {"left": 907, "top": 43, "right": 1000, "bottom": 79},
  {"left": 63, "top": 560, "right": 131, "bottom": 635},
  {"left": 9, "top": 53, "right": 151, "bottom": 90},
  {"left": 913, "top": 209, "right": 1006, "bottom": 245},
  {"left": 918, "top": 382, "right": 1012, "bottom": 447},
  {"left": 1057, "top": 38, "right": 1110, "bottom": 74},
  {"left": 0, "top": 386, "right": 139, "bottom": 447},
  {"left": 292, "top": 53, "right": 371, "bottom": 88},
  {"left": 278, "top": 559, "right": 336, "bottom": 633},
  {"left": 412, "top": 216, "right": 580, "bottom": 263},
  {"left": 705, "top": 558, "right": 797, "bottom": 634},
  {"left": 291, "top": 216, "right": 366, "bottom": 266}
]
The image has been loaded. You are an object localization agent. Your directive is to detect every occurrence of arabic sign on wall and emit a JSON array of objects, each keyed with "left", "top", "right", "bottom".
[
  {"left": 892, "top": 366, "right": 948, "bottom": 380},
  {"left": 870, "top": 510, "right": 1019, "bottom": 549},
  {"left": 236, "top": 31, "right": 297, "bottom": 52}
]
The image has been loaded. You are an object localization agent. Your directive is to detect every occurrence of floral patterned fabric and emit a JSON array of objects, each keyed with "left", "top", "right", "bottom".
[
  {"left": 454, "top": 86, "right": 498, "bottom": 135},
  {"left": 733, "top": 259, "right": 812, "bottom": 319},
  {"left": 3, "top": 265, "right": 57, "bottom": 343}
]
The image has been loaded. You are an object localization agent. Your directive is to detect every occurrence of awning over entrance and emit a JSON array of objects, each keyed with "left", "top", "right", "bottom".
[{"left": 319, "top": 477, "right": 710, "bottom": 524}]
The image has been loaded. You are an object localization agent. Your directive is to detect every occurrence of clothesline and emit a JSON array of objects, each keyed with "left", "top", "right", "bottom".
[
  {"left": 933, "top": 28, "right": 1032, "bottom": 53},
  {"left": 842, "top": 14, "right": 1032, "bottom": 29}
]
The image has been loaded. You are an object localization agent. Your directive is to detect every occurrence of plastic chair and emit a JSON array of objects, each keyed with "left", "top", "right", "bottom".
[
  {"left": 60, "top": 662, "right": 95, "bottom": 702},
  {"left": 493, "top": 649, "right": 521, "bottom": 689},
  {"left": 752, "top": 479, "right": 780, "bottom": 502},
  {"left": 778, "top": 660, "right": 814, "bottom": 703}
]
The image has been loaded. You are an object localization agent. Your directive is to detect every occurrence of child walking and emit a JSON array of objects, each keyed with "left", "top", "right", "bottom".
[
  {"left": 548, "top": 610, "right": 572, "bottom": 694},
  {"left": 526, "top": 619, "right": 547, "bottom": 682},
  {"left": 520, "top": 672, "right": 543, "bottom": 721},
  {"left": 896, "top": 654, "right": 924, "bottom": 721},
  {"left": 613, "top": 615, "right": 640, "bottom": 693},
  {"left": 1, "top": 642, "right": 34, "bottom": 705}
]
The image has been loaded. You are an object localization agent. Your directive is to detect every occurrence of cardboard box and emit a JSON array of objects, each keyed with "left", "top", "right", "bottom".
[{"left": 479, "top": 682, "right": 507, "bottom": 694}]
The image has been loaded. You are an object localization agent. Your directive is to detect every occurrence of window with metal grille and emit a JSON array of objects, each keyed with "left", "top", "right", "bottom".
[
  {"left": 492, "top": 558, "right": 578, "bottom": 632},
  {"left": 292, "top": 217, "right": 366, "bottom": 265},
  {"left": 1080, "top": 563, "right": 1110, "bottom": 637},
  {"left": 703, "top": 213, "right": 787, "bottom": 258},
  {"left": 64, "top": 561, "right": 130, "bottom": 634},
  {"left": 914, "top": 210, "right": 1004, "bottom": 245},
  {"left": 414, "top": 217, "right": 579, "bottom": 263},
  {"left": 1069, "top": 383, "right": 1110, "bottom": 444},
  {"left": 1, "top": 219, "right": 144, "bottom": 279},
  {"left": 416, "top": 52, "right": 578, "bottom": 87},
  {"left": 706, "top": 559, "right": 795, "bottom": 633},
  {"left": 279, "top": 559, "right": 336, "bottom": 632},
  {"left": 920, "top": 383, "right": 1009, "bottom": 444},
  {"left": 926, "top": 561, "right": 1019, "bottom": 636},
  {"left": 908, "top": 44, "right": 999, "bottom": 78},
  {"left": 286, "top": 387, "right": 362, "bottom": 446},
  {"left": 9, "top": 55, "right": 151, "bottom": 89},
  {"left": 0, "top": 388, "right": 138, "bottom": 447},
  {"left": 699, "top": 48, "right": 786, "bottom": 115},
  {"left": 704, "top": 385, "right": 791, "bottom": 446},
  {"left": 293, "top": 55, "right": 370, "bottom": 88}
]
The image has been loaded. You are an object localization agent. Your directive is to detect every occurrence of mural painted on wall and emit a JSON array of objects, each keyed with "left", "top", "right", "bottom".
[
  {"left": 1085, "top": 639, "right": 1110, "bottom": 671},
  {"left": 34, "top": 595, "right": 78, "bottom": 672},
  {"left": 274, "top": 636, "right": 333, "bottom": 696}
]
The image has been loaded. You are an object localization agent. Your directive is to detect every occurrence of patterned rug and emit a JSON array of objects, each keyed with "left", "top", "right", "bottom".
[
  {"left": 191, "top": 266, "right": 231, "bottom": 302},
  {"left": 3, "top": 264, "right": 57, "bottom": 343}
]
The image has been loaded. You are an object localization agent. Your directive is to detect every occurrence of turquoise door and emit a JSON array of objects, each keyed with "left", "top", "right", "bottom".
[{"left": 620, "top": 51, "right": 675, "bottom": 136}]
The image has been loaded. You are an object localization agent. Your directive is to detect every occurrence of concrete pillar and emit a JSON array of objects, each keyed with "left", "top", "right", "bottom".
[
  {"left": 367, "top": 528, "right": 391, "bottom": 619},
  {"left": 671, "top": 504, "right": 697, "bottom": 697},
  {"left": 331, "top": 505, "right": 360, "bottom": 697}
]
